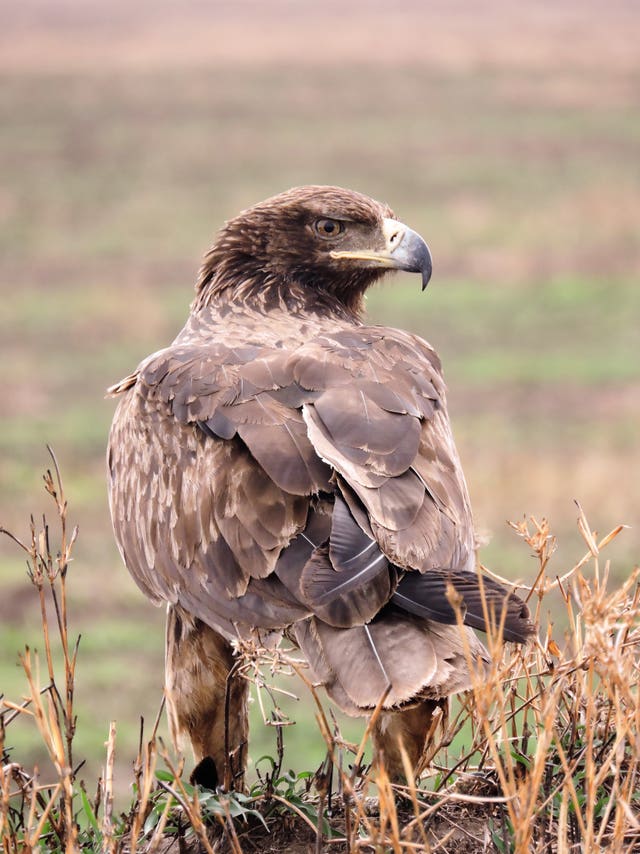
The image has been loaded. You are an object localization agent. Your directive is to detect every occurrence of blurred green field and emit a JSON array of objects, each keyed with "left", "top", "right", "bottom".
[{"left": 1, "top": 1, "right": 639, "bottom": 805}]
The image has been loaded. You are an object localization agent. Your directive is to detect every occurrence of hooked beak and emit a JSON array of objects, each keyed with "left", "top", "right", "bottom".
[{"left": 330, "top": 217, "right": 433, "bottom": 290}]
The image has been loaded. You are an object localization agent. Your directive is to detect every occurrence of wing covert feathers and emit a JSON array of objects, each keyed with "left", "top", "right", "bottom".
[{"left": 108, "top": 306, "right": 534, "bottom": 716}]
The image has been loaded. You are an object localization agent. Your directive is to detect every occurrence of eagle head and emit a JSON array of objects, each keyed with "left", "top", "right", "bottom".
[{"left": 195, "top": 185, "right": 432, "bottom": 314}]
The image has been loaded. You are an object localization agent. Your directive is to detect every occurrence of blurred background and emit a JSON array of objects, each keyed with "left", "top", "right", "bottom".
[{"left": 1, "top": 0, "right": 639, "bottom": 802}]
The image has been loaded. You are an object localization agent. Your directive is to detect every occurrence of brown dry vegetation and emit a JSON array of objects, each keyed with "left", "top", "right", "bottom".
[{"left": 1, "top": 455, "right": 639, "bottom": 852}]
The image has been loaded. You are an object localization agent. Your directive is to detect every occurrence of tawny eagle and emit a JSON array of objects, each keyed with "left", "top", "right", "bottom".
[{"left": 107, "top": 186, "right": 532, "bottom": 787}]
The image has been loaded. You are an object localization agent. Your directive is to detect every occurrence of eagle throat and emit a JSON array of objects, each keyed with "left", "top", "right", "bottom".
[{"left": 192, "top": 246, "right": 381, "bottom": 319}]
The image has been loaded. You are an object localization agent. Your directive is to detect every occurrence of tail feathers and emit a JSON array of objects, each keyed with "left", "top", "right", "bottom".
[
  {"left": 392, "top": 569, "right": 534, "bottom": 644},
  {"left": 294, "top": 610, "right": 489, "bottom": 715}
]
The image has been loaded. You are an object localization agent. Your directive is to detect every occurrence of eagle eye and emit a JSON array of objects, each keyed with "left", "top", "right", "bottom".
[{"left": 314, "top": 218, "right": 345, "bottom": 239}]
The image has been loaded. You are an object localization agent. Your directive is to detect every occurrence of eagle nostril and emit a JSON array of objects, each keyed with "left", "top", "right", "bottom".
[{"left": 382, "top": 218, "right": 407, "bottom": 252}]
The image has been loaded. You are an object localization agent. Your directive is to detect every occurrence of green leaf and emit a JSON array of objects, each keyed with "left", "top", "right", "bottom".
[
  {"left": 510, "top": 749, "right": 531, "bottom": 770},
  {"left": 80, "top": 788, "right": 101, "bottom": 839},
  {"left": 155, "top": 769, "right": 175, "bottom": 783},
  {"left": 143, "top": 807, "right": 161, "bottom": 836}
]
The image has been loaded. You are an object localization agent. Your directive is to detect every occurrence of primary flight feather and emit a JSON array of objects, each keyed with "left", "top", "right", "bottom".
[{"left": 108, "top": 186, "right": 533, "bottom": 787}]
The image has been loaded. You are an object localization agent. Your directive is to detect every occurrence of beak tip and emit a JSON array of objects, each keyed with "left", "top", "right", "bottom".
[
  {"left": 393, "top": 224, "right": 432, "bottom": 292},
  {"left": 420, "top": 253, "right": 433, "bottom": 291}
]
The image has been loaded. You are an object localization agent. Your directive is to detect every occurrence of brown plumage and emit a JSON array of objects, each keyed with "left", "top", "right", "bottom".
[{"left": 107, "top": 186, "right": 534, "bottom": 787}]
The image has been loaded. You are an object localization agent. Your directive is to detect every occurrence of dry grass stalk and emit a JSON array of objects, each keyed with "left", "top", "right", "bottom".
[
  {"left": 1, "top": 448, "right": 81, "bottom": 853},
  {"left": 102, "top": 720, "right": 117, "bottom": 853}
]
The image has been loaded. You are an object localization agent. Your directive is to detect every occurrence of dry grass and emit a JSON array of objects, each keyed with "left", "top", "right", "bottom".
[{"left": 1, "top": 457, "right": 639, "bottom": 852}]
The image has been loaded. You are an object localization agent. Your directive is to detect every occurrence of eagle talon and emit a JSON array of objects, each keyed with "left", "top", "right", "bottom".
[{"left": 190, "top": 756, "right": 219, "bottom": 790}]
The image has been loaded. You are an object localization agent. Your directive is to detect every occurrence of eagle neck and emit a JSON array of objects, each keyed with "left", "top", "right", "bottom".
[{"left": 192, "top": 267, "right": 364, "bottom": 324}]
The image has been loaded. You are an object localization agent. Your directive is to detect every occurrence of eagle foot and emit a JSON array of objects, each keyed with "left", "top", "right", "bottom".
[{"left": 190, "top": 756, "right": 219, "bottom": 790}]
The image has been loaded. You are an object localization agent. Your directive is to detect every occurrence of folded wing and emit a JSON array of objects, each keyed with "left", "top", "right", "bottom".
[{"left": 108, "top": 322, "right": 533, "bottom": 712}]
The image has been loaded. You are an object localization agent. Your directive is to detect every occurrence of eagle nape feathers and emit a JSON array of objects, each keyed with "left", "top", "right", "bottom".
[{"left": 107, "top": 185, "right": 534, "bottom": 788}]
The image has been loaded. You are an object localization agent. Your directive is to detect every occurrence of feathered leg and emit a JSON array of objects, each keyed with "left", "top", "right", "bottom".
[
  {"left": 165, "top": 606, "right": 248, "bottom": 790},
  {"left": 371, "top": 699, "right": 444, "bottom": 782}
]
